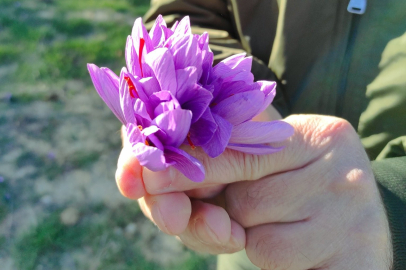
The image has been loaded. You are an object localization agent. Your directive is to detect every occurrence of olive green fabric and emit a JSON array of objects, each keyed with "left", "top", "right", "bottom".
[
  {"left": 373, "top": 157, "right": 406, "bottom": 270},
  {"left": 359, "top": 33, "right": 406, "bottom": 160},
  {"left": 144, "top": 1, "right": 406, "bottom": 269}
]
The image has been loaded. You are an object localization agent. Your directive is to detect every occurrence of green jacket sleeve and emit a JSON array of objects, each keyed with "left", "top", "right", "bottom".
[
  {"left": 358, "top": 33, "right": 406, "bottom": 270},
  {"left": 143, "top": 0, "right": 290, "bottom": 116}
]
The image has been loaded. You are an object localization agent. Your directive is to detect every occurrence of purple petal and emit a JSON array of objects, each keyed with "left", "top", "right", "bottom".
[
  {"left": 145, "top": 48, "right": 177, "bottom": 95},
  {"left": 256, "top": 81, "right": 277, "bottom": 114},
  {"left": 163, "top": 27, "right": 174, "bottom": 40},
  {"left": 212, "top": 80, "right": 258, "bottom": 104},
  {"left": 131, "top": 17, "right": 153, "bottom": 54},
  {"left": 181, "top": 85, "right": 213, "bottom": 123},
  {"left": 211, "top": 90, "right": 264, "bottom": 125},
  {"left": 150, "top": 90, "right": 175, "bottom": 103},
  {"left": 152, "top": 109, "right": 192, "bottom": 147},
  {"left": 138, "top": 76, "right": 161, "bottom": 97},
  {"left": 176, "top": 67, "right": 198, "bottom": 103},
  {"left": 102, "top": 67, "right": 120, "bottom": 86},
  {"left": 119, "top": 70, "right": 136, "bottom": 124},
  {"left": 164, "top": 146, "right": 205, "bottom": 182},
  {"left": 198, "top": 32, "right": 210, "bottom": 51},
  {"left": 125, "top": 36, "right": 142, "bottom": 77},
  {"left": 142, "top": 125, "right": 159, "bottom": 136},
  {"left": 169, "top": 36, "right": 202, "bottom": 76},
  {"left": 133, "top": 98, "right": 151, "bottom": 122},
  {"left": 173, "top": 16, "right": 191, "bottom": 36},
  {"left": 87, "top": 64, "right": 126, "bottom": 124},
  {"left": 189, "top": 108, "right": 217, "bottom": 146},
  {"left": 126, "top": 123, "right": 143, "bottom": 144},
  {"left": 211, "top": 53, "right": 251, "bottom": 81},
  {"left": 227, "top": 143, "right": 284, "bottom": 155},
  {"left": 132, "top": 142, "right": 168, "bottom": 171},
  {"left": 149, "top": 91, "right": 180, "bottom": 117},
  {"left": 121, "top": 68, "right": 149, "bottom": 102},
  {"left": 171, "top": 20, "right": 179, "bottom": 32},
  {"left": 198, "top": 32, "right": 213, "bottom": 85},
  {"left": 149, "top": 15, "right": 166, "bottom": 48},
  {"left": 230, "top": 120, "right": 294, "bottom": 144},
  {"left": 148, "top": 133, "right": 164, "bottom": 151},
  {"left": 202, "top": 114, "right": 232, "bottom": 158},
  {"left": 136, "top": 124, "right": 164, "bottom": 151},
  {"left": 229, "top": 70, "right": 254, "bottom": 84},
  {"left": 154, "top": 99, "right": 181, "bottom": 117}
]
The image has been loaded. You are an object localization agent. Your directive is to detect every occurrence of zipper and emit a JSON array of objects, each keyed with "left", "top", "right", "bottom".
[
  {"left": 347, "top": 0, "right": 367, "bottom": 15},
  {"left": 336, "top": 1, "right": 365, "bottom": 116}
]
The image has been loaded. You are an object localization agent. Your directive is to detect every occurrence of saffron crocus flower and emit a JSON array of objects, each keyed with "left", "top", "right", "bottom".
[
  {"left": 87, "top": 16, "right": 215, "bottom": 182},
  {"left": 87, "top": 63, "right": 207, "bottom": 182},
  {"left": 87, "top": 15, "right": 293, "bottom": 182},
  {"left": 126, "top": 15, "right": 216, "bottom": 147},
  {"left": 200, "top": 53, "right": 294, "bottom": 157}
]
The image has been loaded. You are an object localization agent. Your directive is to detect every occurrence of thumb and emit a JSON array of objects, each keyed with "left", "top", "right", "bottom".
[{"left": 143, "top": 115, "right": 348, "bottom": 195}]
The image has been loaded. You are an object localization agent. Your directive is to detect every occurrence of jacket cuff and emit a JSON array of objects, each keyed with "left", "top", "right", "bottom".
[{"left": 372, "top": 157, "right": 406, "bottom": 270}]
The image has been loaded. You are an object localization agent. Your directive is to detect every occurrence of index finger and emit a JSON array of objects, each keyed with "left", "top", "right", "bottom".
[{"left": 143, "top": 115, "right": 354, "bottom": 194}]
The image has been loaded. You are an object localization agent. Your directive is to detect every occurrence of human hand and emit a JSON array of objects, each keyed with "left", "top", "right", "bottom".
[{"left": 116, "top": 114, "right": 392, "bottom": 269}]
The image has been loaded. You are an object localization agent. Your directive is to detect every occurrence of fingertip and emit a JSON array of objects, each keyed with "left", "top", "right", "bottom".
[
  {"left": 115, "top": 147, "right": 146, "bottom": 200},
  {"left": 146, "top": 193, "right": 191, "bottom": 235},
  {"left": 230, "top": 219, "right": 246, "bottom": 251},
  {"left": 192, "top": 200, "right": 231, "bottom": 244}
]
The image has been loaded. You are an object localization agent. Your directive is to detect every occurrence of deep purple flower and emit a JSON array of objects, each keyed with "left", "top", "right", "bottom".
[
  {"left": 125, "top": 16, "right": 215, "bottom": 146},
  {"left": 87, "top": 15, "right": 293, "bottom": 182},
  {"left": 88, "top": 16, "right": 214, "bottom": 182},
  {"left": 194, "top": 53, "right": 294, "bottom": 157}
]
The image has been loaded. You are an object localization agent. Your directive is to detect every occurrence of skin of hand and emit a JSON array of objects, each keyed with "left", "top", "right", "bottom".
[{"left": 116, "top": 111, "right": 392, "bottom": 270}]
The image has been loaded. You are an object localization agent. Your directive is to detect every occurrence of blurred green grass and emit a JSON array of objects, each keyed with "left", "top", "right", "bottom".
[
  {"left": 13, "top": 206, "right": 215, "bottom": 270},
  {"left": 0, "top": 0, "right": 216, "bottom": 269}
]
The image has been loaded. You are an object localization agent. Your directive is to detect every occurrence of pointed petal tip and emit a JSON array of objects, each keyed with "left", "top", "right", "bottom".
[
  {"left": 87, "top": 63, "right": 99, "bottom": 73},
  {"left": 164, "top": 146, "right": 205, "bottom": 182},
  {"left": 189, "top": 173, "right": 205, "bottom": 183}
]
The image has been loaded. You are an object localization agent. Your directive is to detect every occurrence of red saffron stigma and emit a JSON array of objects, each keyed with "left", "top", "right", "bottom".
[
  {"left": 187, "top": 133, "right": 196, "bottom": 150},
  {"left": 145, "top": 140, "right": 149, "bottom": 146},
  {"left": 139, "top": 38, "right": 145, "bottom": 77},
  {"left": 137, "top": 125, "right": 143, "bottom": 131},
  {"left": 124, "top": 76, "right": 139, "bottom": 98}
]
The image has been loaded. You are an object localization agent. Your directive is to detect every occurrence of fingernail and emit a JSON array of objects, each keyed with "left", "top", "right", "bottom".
[
  {"left": 143, "top": 166, "right": 176, "bottom": 193},
  {"left": 194, "top": 218, "right": 222, "bottom": 245},
  {"left": 229, "top": 234, "right": 243, "bottom": 250}
]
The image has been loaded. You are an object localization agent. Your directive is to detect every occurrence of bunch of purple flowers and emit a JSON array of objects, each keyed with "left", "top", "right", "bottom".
[{"left": 88, "top": 15, "right": 293, "bottom": 182}]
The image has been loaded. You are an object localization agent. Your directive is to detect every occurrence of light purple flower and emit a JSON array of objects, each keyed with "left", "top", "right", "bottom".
[
  {"left": 87, "top": 15, "right": 293, "bottom": 182},
  {"left": 88, "top": 16, "right": 214, "bottom": 182},
  {"left": 199, "top": 53, "right": 294, "bottom": 157}
]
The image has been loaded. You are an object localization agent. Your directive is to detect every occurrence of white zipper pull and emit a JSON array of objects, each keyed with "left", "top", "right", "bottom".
[{"left": 347, "top": 0, "right": 367, "bottom": 14}]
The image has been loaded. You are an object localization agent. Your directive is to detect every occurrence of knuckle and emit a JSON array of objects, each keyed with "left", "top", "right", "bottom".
[
  {"left": 302, "top": 116, "right": 356, "bottom": 150},
  {"left": 326, "top": 161, "right": 376, "bottom": 201}
]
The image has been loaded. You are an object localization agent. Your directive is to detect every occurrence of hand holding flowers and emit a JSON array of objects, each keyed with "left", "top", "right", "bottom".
[
  {"left": 118, "top": 114, "right": 391, "bottom": 270},
  {"left": 90, "top": 15, "right": 391, "bottom": 270},
  {"left": 88, "top": 15, "right": 293, "bottom": 182}
]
